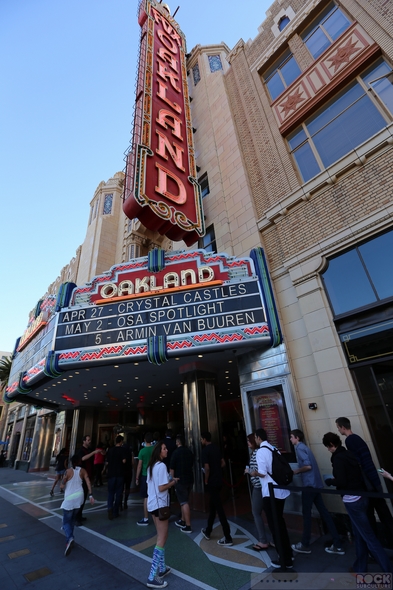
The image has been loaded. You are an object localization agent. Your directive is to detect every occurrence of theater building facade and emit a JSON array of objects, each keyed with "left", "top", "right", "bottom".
[{"left": 3, "top": 0, "right": 393, "bottom": 504}]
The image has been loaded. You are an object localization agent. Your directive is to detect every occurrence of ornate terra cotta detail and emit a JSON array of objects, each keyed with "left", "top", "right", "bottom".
[
  {"left": 271, "top": 22, "right": 380, "bottom": 134},
  {"left": 278, "top": 87, "right": 306, "bottom": 117},
  {"left": 327, "top": 38, "right": 360, "bottom": 73},
  {"left": 123, "top": 0, "right": 205, "bottom": 246}
]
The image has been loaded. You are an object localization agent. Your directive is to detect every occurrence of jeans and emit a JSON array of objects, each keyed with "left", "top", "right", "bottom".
[
  {"left": 263, "top": 496, "right": 293, "bottom": 564},
  {"left": 367, "top": 494, "right": 393, "bottom": 546},
  {"left": 62, "top": 508, "right": 79, "bottom": 543},
  {"left": 301, "top": 489, "right": 341, "bottom": 548},
  {"left": 345, "top": 496, "right": 393, "bottom": 573},
  {"left": 205, "top": 485, "right": 231, "bottom": 540},
  {"left": 251, "top": 486, "right": 269, "bottom": 544},
  {"left": 108, "top": 476, "right": 124, "bottom": 516}
]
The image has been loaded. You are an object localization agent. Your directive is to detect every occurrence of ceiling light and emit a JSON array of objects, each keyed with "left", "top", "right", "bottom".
[
  {"left": 114, "top": 365, "right": 119, "bottom": 368},
  {"left": 118, "top": 380, "right": 122, "bottom": 382}
]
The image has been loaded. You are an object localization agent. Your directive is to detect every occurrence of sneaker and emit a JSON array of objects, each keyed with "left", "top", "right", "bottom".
[
  {"left": 64, "top": 539, "right": 74, "bottom": 556},
  {"left": 137, "top": 518, "right": 149, "bottom": 526},
  {"left": 158, "top": 567, "right": 171, "bottom": 578},
  {"left": 201, "top": 528, "right": 210, "bottom": 540},
  {"left": 217, "top": 537, "right": 233, "bottom": 546},
  {"left": 147, "top": 577, "right": 168, "bottom": 588},
  {"left": 270, "top": 559, "right": 293, "bottom": 569},
  {"left": 175, "top": 519, "right": 185, "bottom": 528},
  {"left": 50, "top": 490, "right": 54, "bottom": 497},
  {"left": 180, "top": 525, "right": 192, "bottom": 534},
  {"left": 325, "top": 544, "right": 345, "bottom": 555},
  {"left": 291, "top": 542, "right": 311, "bottom": 554}
]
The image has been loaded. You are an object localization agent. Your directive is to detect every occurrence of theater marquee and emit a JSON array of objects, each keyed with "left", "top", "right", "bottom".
[
  {"left": 123, "top": 0, "right": 204, "bottom": 246},
  {"left": 55, "top": 250, "right": 272, "bottom": 367}
]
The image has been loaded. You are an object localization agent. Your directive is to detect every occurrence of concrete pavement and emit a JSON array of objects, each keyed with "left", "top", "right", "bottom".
[{"left": 0, "top": 466, "right": 392, "bottom": 589}]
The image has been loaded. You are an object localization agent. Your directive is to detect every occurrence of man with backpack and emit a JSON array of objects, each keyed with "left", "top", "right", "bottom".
[{"left": 255, "top": 428, "right": 294, "bottom": 569}]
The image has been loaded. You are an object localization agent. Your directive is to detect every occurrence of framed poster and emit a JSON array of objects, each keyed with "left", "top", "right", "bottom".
[{"left": 248, "top": 384, "right": 294, "bottom": 457}]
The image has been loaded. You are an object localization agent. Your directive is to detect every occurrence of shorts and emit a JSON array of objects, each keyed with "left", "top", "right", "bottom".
[
  {"left": 56, "top": 470, "right": 66, "bottom": 476},
  {"left": 175, "top": 482, "right": 192, "bottom": 505},
  {"left": 139, "top": 475, "right": 148, "bottom": 498},
  {"left": 149, "top": 508, "right": 159, "bottom": 517}
]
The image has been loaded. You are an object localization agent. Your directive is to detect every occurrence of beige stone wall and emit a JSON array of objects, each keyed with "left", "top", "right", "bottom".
[
  {"left": 76, "top": 172, "right": 125, "bottom": 285},
  {"left": 187, "top": 45, "right": 262, "bottom": 257},
  {"left": 213, "top": 0, "right": 393, "bottom": 465}
]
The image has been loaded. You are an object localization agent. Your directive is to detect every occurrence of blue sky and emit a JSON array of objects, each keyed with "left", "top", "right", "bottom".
[{"left": 0, "top": 0, "right": 271, "bottom": 353}]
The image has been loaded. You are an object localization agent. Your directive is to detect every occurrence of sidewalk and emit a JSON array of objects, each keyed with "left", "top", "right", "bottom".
[{"left": 0, "top": 467, "right": 391, "bottom": 589}]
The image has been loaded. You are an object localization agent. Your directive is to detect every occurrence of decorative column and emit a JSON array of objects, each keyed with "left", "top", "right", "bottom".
[{"left": 181, "top": 365, "right": 219, "bottom": 501}]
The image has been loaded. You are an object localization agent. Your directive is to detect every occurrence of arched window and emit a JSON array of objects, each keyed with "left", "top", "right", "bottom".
[{"left": 278, "top": 16, "right": 290, "bottom": 31}]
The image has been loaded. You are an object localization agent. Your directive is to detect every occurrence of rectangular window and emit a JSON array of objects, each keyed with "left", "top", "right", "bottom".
[
  {"left": 93, "top": 198, "right": 99, "bottom": 220},
  {"left": 288, "top": 61, "right": 390, "bottom": 182},
  {"left": 192, "top": 63, "right": 201, "bottom": 86},
  {"left": 264, "top": 51, "right": 301, "bottom": 101},
  {"left": 302, "top": 3, "right": 351, "bottom": 59},
  {"left": 322, "top": 228, "right": 393, "bottom": 316},
  {"left": 198, "top": 172, "right": 210, "bottom": 198},
  {"left": 208, "top": 55, "right": 223, "bottom": 72},
  {"left": 103, "top": 194, "right": 113, "bottom": 215},
  {"left": 128, "top": 244, "right": 140, "bottom": 260},
  {"left": 198, "top": 224, "right": 217, "bottom": 253}
]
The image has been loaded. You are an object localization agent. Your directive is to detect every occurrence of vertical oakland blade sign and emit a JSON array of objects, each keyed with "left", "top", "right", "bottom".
[{"left": 123, "top": 1, "right": 204, "bottom": 246}]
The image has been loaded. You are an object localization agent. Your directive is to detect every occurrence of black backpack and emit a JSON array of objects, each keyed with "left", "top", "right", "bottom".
[{"left": 261, "top": 446, "right": 293, "bottom": 487}]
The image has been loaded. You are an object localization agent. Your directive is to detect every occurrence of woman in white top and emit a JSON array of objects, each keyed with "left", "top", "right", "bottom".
[
  {"left": 60, "top": 455, "right": 94, "bottom": 556},
  {"left": 146, "top": 442, "right": 178, "bottom": 589}
]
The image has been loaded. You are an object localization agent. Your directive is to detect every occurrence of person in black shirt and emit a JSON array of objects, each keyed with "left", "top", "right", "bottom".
[
  {"left": 163, "top": 429, "right": 176, "bottom": 470},
  {"left": 105, "top": 435, "right": 127, "bottom": 519},
  {"left": 200, "top": 431, "right": 233, "bottom": 546},
  {"left": 170, "top": 435, "right": 194, "bottom": 533},
  {"left": 75, "top": 435, "right": 101, "bottom": 525},
  {"left": 50, "top": 448, "right": 68, "bottom": 497},
  {"left": 323, "top": 432, "right": 393, "bottom": 574}
]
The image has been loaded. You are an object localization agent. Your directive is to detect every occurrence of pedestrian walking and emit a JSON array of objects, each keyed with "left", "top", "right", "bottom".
[
  {"left": 50, "top": 448, "right": 68, "bottom": 496},
  {"left": 146, "top": 441, "right": 178, "bottom": 589},
  {"left": 336, "top": 417, "right": 393, "bottom": 547},
  {"left": 60, "top": 455, "right": 94, "bottom": 556},
  {"left": 105, "top": 435, "right": 127, "bottom": 520},
  {"left": 170, "top": 434, "right": 194, "bottom": 533},
  {"left": 322, "top": 431, "right": 393, "bottom": 574},
  {"left": 290, "top": 429, "right": 344, "bottom": 556},
  {"left": 245, "top": 433, "right": 271, "bottom": 551},
  {"left": 200, "top": 431, "right": 233, "bottom": 547},
  {"left": 75, "top": 435, "right": 101, "bottom": 525},
  {"left": 93, "top": 441, "right": 106, "bottom": 487},
  {"left": 136, "top": 432, "right": 154, "bottom": 526},
  {"left": 255, "top": 428, "right": 293, "bottom": 569}
]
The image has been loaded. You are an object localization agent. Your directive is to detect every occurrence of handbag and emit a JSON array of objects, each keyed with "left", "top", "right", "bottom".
[{"left": 158, "top": 505, "right": 171, "bottom": 520}]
